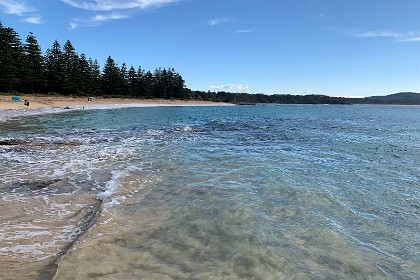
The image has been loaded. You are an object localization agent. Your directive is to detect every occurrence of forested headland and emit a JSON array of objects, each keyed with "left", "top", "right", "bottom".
[{"left": 1, "top": 21, "right": 420, "bottom": 105}]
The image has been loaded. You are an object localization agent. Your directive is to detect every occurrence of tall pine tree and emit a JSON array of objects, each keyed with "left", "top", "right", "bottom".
[
  {"left": 63, "top": 40, "right": 80, "bottom": 95},
  {"left": 23, "top": 32, "right": 45, "bottom": 94},
  {"left": 0, "top": 22, "right": 24, "bottom": 92},
  {"left": 45, "top": 40, "right": 66, "bottom": 94},
  {"left": 119, "top": 63, "right": 128, "bottom": 95},
  {"left": 89, "top": 59, "right": 101, "bottom": 96},
  {"left": 127, "top": 65, "right": 138, "bottom": 97},
  {"left": 101, "top": 56, "right": 120, "bottom": 96}
]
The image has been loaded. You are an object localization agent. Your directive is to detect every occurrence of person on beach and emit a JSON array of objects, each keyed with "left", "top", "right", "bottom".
[{"left": 24, "top": 99, "right": 29, "bottom": 108}]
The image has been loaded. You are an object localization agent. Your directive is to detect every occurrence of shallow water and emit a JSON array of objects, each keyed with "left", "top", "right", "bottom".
[{"left": 0, "top": 105, "right": 419, "bottom": 279}]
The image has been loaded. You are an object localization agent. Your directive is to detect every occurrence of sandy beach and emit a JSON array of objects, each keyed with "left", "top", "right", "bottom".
[{"left": 0, "top": 95, "right": 227, "bottom": 110}]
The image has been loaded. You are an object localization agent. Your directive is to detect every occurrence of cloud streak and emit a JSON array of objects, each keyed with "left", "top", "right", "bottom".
[
  {"left": 62, "top": 0, "right": 179, "bottom": 29},
  {"left": 349, "top": 30, "right": 420, "bottom": 42},
  {"left": 0, "top": 0, "right": 42, "bottom": 24},
  {"left": 69, "top": 12, "right": 129, "bottom": 29},
  {"left": 25, "top": 15, "right": 42, "bottom": 24},
  {"left": 61, "top": 0, "right": 179, "bottom": 11},
  {"left": 235, "top": 28, "right": 255, "bottom": 34},
  {"left": 210, "top": 84, "right": 250, "bottom": 91},
  {"left": 207, "top": 17, "right": 233, "bottom": 26},
  {"left": 0, "top": 0, "right": 35, "bottom": 15}
]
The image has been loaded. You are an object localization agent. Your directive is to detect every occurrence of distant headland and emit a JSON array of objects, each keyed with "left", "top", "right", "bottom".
[{"left": 191, "top": 91, "right": 420, "bottom": 105}]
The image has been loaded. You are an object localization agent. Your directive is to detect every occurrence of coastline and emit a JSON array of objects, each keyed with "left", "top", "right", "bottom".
[
  {"left": 0, "top": 95, "right": 233, "bottom": 123},
  {"left": 0, "top": 95, "right": 229, "bottom": 110}
]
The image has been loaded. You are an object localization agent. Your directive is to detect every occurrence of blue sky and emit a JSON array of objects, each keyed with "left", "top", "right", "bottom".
[{"left": 1, "top": 0, "right": 420, "bottom": 97}]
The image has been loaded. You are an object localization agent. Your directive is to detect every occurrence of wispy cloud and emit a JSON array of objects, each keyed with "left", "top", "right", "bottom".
[
  {"left": 0, "top": 0, "right": 35, "bottom": 15},
  {"left": 91, "top": 13, "right": 130, "bottom": 22},
  {"left": 349, "top": 30, "right": 420, "bottom": 42},
  {"left": 207, "top": 17, "right": 233, "bottom": 26},
  {"left": 25, "top": 15, "right": 42, "bottom": 24},
  {"left": 61, "top": 0, "right": 179, "bottom": 11},
  {"left": 402, "top": 36, "right": 420, "bottom": 42},
  {"left": 69, "top": 12, "right": 129, "bottom": 29},
  {"left": 0, "top": 0, "right": 42, "bottom": 24},
  {"left": 63, "top": 0, "right": 179, "bottom": 29},
  {"left": 235, "top": 28, "right": 255, "bottom": 34},
  {"left": 210, "top": 84, "right": 250, "bottom": 91}
]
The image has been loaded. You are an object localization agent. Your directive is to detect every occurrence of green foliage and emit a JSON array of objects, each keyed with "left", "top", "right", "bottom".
[
  {"left": 0, "top": 21, "right": 188, "bottom": 99},
  {"left": 0, "top": 21, "right": 24, "bottom": 92},
  {"left": 45, "top": 40, "right": 66, "bottom": 94},
  {"left": 22, "top": 32, "right": 45, "bottom": 94}
]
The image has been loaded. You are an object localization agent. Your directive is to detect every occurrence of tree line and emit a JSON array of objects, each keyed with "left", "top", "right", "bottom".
[
  {"left": 0, "top": 20, "right": 352, "bottom": 104},
  {"left": 2, "top": 21, "right": 418, "bottom": 104},
  {"left": 0, "top": 21, "right": 188, "bottom": 99},
  {"left": 189, "top": 91, "right": 352, "bottom": 104}
]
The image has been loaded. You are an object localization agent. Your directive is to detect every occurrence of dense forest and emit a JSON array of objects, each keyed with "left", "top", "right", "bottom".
[
  {"left": 1, "top": 21, "right": 420, "bottom": 105},
  {"left": 0, "top": 21, "right": 187, "bottom": 99}
]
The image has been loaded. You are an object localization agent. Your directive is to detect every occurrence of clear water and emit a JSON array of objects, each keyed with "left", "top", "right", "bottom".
[{"left": 0, "top": 105, "right": 419, "bottom": 279}]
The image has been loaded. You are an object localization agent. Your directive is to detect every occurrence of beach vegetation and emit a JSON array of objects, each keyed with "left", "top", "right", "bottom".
[{"left": 0, "top": 21, "right": 187, "bottom": 100}]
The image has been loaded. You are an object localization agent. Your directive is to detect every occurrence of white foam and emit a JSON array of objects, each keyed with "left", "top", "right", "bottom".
[
  {"left": 96, "top": 170, "right": 125, "bottom": 201},
  {"left": 0, "top": 107, "right": 65, "bottom": 122},
  {"left": 183, "top": 126, "right": 193, "bottom": 132}
]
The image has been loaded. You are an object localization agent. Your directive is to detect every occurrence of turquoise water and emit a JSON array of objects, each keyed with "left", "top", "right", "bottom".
[{"left": 0, "top": 105, "right": 419, "bottom": 279}]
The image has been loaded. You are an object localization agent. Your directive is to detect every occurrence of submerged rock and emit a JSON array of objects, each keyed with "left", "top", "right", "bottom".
[
  {"left": 0, "top": 138, "right": 83, "bottom": 146},
  {"left": 0, "top": 139, "right": 27, "bottom": 145},
  {"left": 6, "top": 179, "right": 64, "bottom": 192},
  {"left": 21, "top": 179, "right": 63, "bottom": 190}
]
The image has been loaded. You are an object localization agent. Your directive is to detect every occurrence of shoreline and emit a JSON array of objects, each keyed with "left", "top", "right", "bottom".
[
  {"left": 0, "top": 95, "right": 230, "bottom": 110},
  {"left": 0, "top": 96, "right": 233, "bottom": 122}
]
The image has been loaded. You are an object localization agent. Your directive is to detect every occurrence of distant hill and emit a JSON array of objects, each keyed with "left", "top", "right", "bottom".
[
  {"left": 367, "top": 92, "right": 420, "bottom": 100},
  {"left": 360, "top": 92, "right": 420, "bottom": 104}
]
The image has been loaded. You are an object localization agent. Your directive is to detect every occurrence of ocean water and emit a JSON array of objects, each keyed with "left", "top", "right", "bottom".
[{"left": 0, "top": 104, "right": 419, "bottom": 279}]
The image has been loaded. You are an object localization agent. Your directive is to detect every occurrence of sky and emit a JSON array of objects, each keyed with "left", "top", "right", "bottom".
[{"left": 1, "top": 0, "right": 420, "bottom": 97}]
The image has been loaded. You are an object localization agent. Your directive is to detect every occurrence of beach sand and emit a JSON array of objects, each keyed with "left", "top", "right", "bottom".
[{"left": 0, "top": 95, "right": 226, "bottom": 110}]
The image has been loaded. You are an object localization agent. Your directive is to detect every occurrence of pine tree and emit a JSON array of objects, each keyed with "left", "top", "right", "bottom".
[
  {"left": 0, "top": 22, "right": 24, "bottom": 92},
  {"left": 45, "top": 40, "right": 66, "bottom": 94},
  {"left": 136, "top": 66, "right": 148, "bottom": 97},
  {"left": 142, "top": 70, "right": 154, "bottom": 98},
  {"left": 101, "top": 56, "right": 120, "bottom": 96},
  {"left": 89, "top": 59, "right": 101, "bottom": 95},
  {"left": 23, "top": 32, "right": 45, "bottom": 94},
  {"left": 171, "top": 69, "right": 187, "bottom": 99},
  {"left": 63, "top": 40, "right": 80, "bottom": 94},
  {"left": 152, "top": 68, "right": 163, "bottom": 98},
  {"left": 78, "top": 53, "right": 91, "bottom": 95},
  {"left": 127, "top": 65, "right": 138, "bottom": 97},
  {"left": 119, "top": 63, "right": 128, "bottom": 95}
]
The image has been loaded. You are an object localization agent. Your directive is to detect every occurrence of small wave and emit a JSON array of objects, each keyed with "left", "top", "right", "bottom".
[
  {"left": 0, "top": 103, "right": 217, "bottom": 123},
  {"left": 183, "top": 126, "right": 193, "bottom": 132},
  {"left": 0, "top": 107, "right": 66, "bottom": 123},
  {"left": 146, "top": 129, "right": 165, "bottom": 136},
  {"left": 96, "top": 170, "right": 125, "bottom": 203}
]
